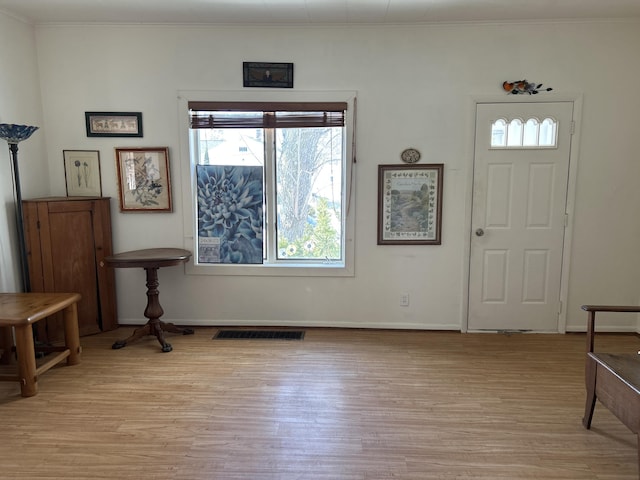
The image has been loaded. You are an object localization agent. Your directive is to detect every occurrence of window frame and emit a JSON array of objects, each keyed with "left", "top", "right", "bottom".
[{"left": 178, "top": 90, "right": 356, "bottom": 277}]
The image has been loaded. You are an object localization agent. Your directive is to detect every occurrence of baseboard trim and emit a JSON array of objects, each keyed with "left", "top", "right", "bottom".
[{"left": 115, "top": 317, "right": 462, "bottom": 331}]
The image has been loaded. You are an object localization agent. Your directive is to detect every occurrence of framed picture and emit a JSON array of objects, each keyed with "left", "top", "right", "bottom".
[
  {"left": 63, "top": 150, "right": 102, "bottom": 197},
  {"left": 377, "top": 164, "right": 444, "bottom": 245},
  {"left": 85, "top": 111, "right": 143, "bottom": 137},
  {"left": 115, "top": 147, "right": 172, "bottom": 212},
  {"left": 243, "top": 62, "right": 294, "bottom": 88}
]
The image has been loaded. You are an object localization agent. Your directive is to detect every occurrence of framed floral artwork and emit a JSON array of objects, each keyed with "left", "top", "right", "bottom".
[
  {"left": 377, "top": 163, "right": 443, "bottom": 245},
  {"left": 63, "top": 150, "right": 102, "bottom": 196},
  {"left": 115, "top": 147, "right": 172, "bottom": 212}
]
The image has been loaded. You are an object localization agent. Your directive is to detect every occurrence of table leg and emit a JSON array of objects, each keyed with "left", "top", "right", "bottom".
[
  {"left": 112, "top": 266, "right": 193, "bottom": 352},
  {"left": 14, "top": 324, "right": 38, "bottom": 397},
  {"left": 161, "top": 321, "right": 194, "bottom": 336},
  {"left": 112, "top": 323, "right": 152, "bottom": 350},
  {"left": 63, "top": 302, "right": 82, "bottom": 365}
]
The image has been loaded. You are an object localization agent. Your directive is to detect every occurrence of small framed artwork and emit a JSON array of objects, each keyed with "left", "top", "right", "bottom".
[
  {"left": 243, "top": 62, "right": 294, "bottom": 88},
  {"left": 63, "top": 150, "right": 102, "bottom": 197},
  {"left": 377, "top": 164, "right": 444, "bottom": 245},
  {"left": 115, "top": 147, "right": 172, "bottom": 212},
  {"left": 85, "top": 111, "right": 143, "bottom": 137}
]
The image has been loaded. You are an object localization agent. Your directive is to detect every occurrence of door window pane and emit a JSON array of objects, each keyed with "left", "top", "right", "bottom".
[
  {"left": 506, "top": 119, "right": 523, "bottom": 146},
  {"left": 523, "top": 118, "right": 539, "bottom": 146},
  {"left": 491, "top": 119, "right": 507, "bottom": 147}
]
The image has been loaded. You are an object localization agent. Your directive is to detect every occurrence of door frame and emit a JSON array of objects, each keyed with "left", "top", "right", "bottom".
[{"left": 461, "top": 93, "right": 583, "bottom": 333}]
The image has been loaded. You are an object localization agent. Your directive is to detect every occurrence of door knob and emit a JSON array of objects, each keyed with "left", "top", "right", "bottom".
[{"left": 475, "top": 228, "right": 485, "bottom": 237}]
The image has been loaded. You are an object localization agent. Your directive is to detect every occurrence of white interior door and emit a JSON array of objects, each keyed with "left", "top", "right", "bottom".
[{"left": 468, "top": 102, "right": 574, "bottom": 332}]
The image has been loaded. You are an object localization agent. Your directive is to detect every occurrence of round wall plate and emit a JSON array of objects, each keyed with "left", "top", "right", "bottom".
[{"left": 401, "top": 148, "right": 421, "bottom": 164}]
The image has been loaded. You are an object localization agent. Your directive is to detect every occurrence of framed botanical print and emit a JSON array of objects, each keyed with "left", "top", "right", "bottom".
[
  {"left": 377, "top": 163, "right": 443, "bottom": 245},
  {"left": 63, "top": 150, "right": 102, "bottom": 196}
]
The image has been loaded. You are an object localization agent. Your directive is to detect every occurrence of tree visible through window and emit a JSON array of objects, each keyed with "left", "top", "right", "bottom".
[{"left": 189, "top": 101, "right": 347, "bottom": 266}]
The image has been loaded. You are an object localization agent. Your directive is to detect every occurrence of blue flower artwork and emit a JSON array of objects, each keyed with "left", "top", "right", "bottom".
[{"left": 196, "top": 165, "right": 264, "bottom": 264}]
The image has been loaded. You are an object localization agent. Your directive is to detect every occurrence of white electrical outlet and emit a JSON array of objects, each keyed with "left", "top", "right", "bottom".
[{"left": 400, "top": 293, "right": 410, "bottom": 306}]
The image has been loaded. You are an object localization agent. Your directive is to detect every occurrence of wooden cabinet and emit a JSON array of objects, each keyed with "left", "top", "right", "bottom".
[{"left": 23, "top": 197, "right": 118, "bottom": 343}]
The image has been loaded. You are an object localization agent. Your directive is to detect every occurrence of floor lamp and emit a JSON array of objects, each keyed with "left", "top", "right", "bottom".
[{"left": 0, "top": 123, "right": 39, "bottom": 293}]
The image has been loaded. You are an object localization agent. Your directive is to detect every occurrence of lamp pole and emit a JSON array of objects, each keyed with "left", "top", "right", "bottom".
[
  {"left": 0, "top": 123, "right": 39, "bottom": 293},
  {"left": 9, "top": 143, "right": 30, "bottom": 293}
]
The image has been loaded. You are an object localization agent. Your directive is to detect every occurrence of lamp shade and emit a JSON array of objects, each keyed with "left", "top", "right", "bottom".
[{"left": 0, "top": 124, "right": 39, "bottom": 145}]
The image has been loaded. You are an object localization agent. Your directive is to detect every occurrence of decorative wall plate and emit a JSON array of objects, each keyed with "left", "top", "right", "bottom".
[{"left": 401, "top": 148, "right": 421, "bottom": 164}]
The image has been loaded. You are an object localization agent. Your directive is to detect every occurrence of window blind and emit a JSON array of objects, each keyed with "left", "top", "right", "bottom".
[{"left": 189, "top": 101, "right": 347, "bottom": 129}]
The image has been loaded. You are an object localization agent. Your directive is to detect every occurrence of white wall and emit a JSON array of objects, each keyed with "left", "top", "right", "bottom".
[
  {"left": 8, "top": 19, "right": 640, "bottom": 330},
  {"left": 0, "top": 12, "right": 48, "bottom": 292}
]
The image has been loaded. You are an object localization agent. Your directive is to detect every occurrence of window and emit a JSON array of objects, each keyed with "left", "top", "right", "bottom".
[
  {"left": 490, "top": 117, "right": 558, "bottom": 148},
  {"left": 182, "top": 94, "right": 355, "bottom": 276}
]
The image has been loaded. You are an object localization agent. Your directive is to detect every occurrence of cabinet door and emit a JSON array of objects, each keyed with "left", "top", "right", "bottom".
[
  {"left": 24, "top": 198, "right": 117, "bottom": 343},
  {"left": 40, "top": 203, "right": 101, "bottom": 338}
]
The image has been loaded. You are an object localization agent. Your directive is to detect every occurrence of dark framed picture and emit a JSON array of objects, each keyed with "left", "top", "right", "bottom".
[
  {"left": 243, "top": 62, "right": 294, "bottom": 88},
  {"left": 115, "top": 147, "right": 172, "bottom": 212},
  {"left": 377, "top": 164, "right": 444, "bottom": 245},
  {"left": 63, "top": 150, "right": 102, "bottom": 197},
  {"left": 85, "top": 112, "right": 143, "bottom": 137}
]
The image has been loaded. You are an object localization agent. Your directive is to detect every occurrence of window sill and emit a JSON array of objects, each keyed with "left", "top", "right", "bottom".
[{"left": 185, "top": 261, "right": 353, "bottom": 277}]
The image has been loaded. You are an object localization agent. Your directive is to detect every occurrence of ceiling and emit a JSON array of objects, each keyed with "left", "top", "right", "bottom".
[{"left": 1, "top": 0, "right": 640, "bottom": 25}]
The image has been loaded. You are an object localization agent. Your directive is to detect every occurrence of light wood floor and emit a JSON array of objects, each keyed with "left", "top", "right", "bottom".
[{"left": 0, "top": 327, "right": 638, "bottom": 479}]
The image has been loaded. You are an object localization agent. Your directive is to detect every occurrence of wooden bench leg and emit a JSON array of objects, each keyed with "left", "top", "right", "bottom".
[
  {"left": 0, "top": 325, "right": 14, "bottom": 364},
  {"left": 63, "top": 302, "right": 81, "bottom": 365},
  {"left": 14, "top": 324, "right": 38, "bottom": 397},
  {"left": 583, "top": 358, "right": 597, "bottom": 429}
]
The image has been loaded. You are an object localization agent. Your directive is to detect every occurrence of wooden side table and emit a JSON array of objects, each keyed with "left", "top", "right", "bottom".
[
  {"left": 0, "top": 292, "right": 82, "bottom": 397},
  {"left": 102, "top": 248, "right": 193, "bottom": 352}
]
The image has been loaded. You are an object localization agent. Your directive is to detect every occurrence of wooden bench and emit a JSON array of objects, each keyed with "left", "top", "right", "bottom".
[
  {"left": 581, "top": 305, "right": 640, "bottom": 475},
  {"left": 0, "top": 292, "right": 82, "bottom": 397}
]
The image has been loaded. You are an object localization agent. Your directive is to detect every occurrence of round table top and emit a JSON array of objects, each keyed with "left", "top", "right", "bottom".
[{"left": 103, "top": 248, "right": 192, "bottom": 269}]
